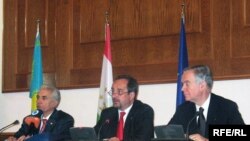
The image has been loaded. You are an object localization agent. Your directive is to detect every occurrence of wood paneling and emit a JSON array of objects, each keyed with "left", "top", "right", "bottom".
[
  {"left": 0, "top": 132, "right": 14, "bottom": 141},
  {"left": 3, "top": 0, "right": 250, "bottom": 92}
]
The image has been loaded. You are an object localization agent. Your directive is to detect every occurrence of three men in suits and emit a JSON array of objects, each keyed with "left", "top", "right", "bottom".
[
  {"left": 168, "top": 65, "right": 244, "bottom": 141},
  {"left": 94, "top": 74, "right": 154, "bottom": 141},
  {"left": 7, "top": 85, "right": 74, "bottom": 141}
]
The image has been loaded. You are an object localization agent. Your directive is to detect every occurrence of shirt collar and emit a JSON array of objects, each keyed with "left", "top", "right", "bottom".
[
  {"left": 41, "top": 113, "right": 52, "bottom": 120},
  {"left": 195, "top": 94, "right": 211, "bottom": 119},
  {"left": 118, "top": 104, "right": 133, "bottom": 122}
]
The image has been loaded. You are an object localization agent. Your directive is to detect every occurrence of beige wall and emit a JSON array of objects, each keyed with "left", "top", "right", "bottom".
[{"left": 0, "top": 1, "right": 250, "bottom": 133}]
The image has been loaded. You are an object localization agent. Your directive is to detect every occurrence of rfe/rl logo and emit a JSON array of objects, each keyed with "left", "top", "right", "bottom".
[{"left": 213, "top": 129, "right": 247, "bottom": 136}]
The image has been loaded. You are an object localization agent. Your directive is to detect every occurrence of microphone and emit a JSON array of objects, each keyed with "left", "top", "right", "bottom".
[
  {"left": 25, "top": 117, "right": 40, "bottom": 128},
  {"left": 0, "top": 120, "right": 19, "bottom": 133},
  {"left": 97, "top": 119, "right": 110, "bottom": 141},
  {"left": 24, "top": 109, "right": 43, "bottom": 129},
  {"left": 185, "top": 112, "right": 199, "bottom": 141}
]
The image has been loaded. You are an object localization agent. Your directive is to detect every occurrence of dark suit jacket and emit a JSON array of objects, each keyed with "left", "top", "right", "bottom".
[
  {"left": 14, "top": 109, "right": 74, "bottom": 141},
  {"left": 94, "top": 100, "right": 154, "bottom": 141},
  {"left": 168, "top": 93, "right": 245, "bottom": 138}
]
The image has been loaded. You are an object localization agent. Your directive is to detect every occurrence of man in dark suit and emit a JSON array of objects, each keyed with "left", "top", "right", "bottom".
[
  {"left": 168, "top": 65, "right": 244, "bottom": 141},
  {"left": 94, "top": 74, "right": 154, "bottom": 141},
  {"left": 7, "top": 85, "right": 74, "bottom": 141}
]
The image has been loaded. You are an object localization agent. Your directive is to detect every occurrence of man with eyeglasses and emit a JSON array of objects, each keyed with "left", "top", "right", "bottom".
[{"left": 94, "top": 74, "right": 154, "bottom": 141}]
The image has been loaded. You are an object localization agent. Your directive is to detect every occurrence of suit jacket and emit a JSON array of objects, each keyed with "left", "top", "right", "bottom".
[
  {"left": 168, "top": 93, "right": 245, "bottom": 138},
  {"left": 14, "top": 109, "right": 74, "bottom": 141},
  {"left": 94, "top": 100, "right": 154, "bottom": 141}
]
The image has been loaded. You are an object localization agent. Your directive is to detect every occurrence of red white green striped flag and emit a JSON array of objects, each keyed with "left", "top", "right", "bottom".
[{"left": 97, "top": 22, "right": 113, "bottom": 121}]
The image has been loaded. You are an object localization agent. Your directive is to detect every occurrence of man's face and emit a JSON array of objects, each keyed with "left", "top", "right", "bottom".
[
  {"left": 181, "top": 70, "right": 202, "bottom": 103},
  {"left": 37, "top": 88, "right": 57, "bottom": 116},
  {"left": 111, "top": 79, "right": 135, "bottom": 111}
]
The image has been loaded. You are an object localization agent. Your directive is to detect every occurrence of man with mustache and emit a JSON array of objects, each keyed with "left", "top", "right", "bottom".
[
  {"left": 7, "top": 85, "right": 74, "bottom": 141},
  {"left": 95, "top": 74, "right": 154, "bottom": 141}
]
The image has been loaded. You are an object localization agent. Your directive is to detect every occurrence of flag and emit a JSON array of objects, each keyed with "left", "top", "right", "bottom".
[
  {"left": 176, "top": 14, "right": 189, "bottom": 107},
  {"left": 30, "top": 27, "right": 43, "bottom": 112},
  {"left": 97, "top": 23, "right": 113, "bottom": 121}
]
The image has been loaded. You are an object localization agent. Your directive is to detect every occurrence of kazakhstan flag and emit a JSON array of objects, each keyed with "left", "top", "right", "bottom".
[{"left": 30, "top": 29, "right": 43, "bottom": 112}]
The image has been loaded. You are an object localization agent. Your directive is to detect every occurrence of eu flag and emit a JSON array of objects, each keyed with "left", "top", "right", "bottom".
[
  {"left": 176, "top": 15, "right": 189, "bottom": 107},
  {"left": 30, "top": 28, "right": 43, "bottom": 112}
]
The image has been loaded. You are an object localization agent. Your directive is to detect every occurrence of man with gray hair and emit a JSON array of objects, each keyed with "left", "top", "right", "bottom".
[
  {"left": 7, "top": 85, "right": 74, "bottom": 141},
  {"left": 168, "top": 65, "right": 244, "bottom": 141}
]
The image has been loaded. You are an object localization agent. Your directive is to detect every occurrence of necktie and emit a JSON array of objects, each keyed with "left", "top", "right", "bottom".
[
  {"left": 198, "top": 107, "right": 206, "bottom": 136},
  {"left": 116, "top": 112, "right": 126, "bottom": 140},
  {"left": 39, "top": 119, "right": 47, "bottom": 133}
]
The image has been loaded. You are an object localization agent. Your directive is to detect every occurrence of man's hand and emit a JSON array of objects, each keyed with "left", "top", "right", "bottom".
[
  {"left": 6, "top": 136, "right": 17, "bottom": 141},
  {"left": 189, "top": 133, "right": 209, "bottom": 141},
  {"left": 16, "top": 135, "right": 30, "bottom": 141},
  {"left": 107, "top": 137, "right": 120, "bottom": 141}
]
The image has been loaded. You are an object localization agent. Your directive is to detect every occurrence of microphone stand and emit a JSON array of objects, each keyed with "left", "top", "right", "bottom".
[
  {"left": 0, "top": 120, "right": 19, "bottom": 133},
  {"left": 97, "top": 119, "right": 110, "bottom": 141},
  {"left": 185, "top": 112, "right": 198, "bottom": 141}
]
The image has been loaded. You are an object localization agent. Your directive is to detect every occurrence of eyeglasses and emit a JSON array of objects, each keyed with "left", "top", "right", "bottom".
[{"left": 107, "top": 89, "right": 129, "bottom": 96}]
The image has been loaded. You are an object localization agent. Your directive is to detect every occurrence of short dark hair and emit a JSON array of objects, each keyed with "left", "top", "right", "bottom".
[{"left": 115, "top": 74, "right": 139, "bottom": 97}]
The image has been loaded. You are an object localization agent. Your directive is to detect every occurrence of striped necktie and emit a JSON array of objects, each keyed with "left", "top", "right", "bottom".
[{"left": 39, "top": 119, "right": 47, "bottom": 133}]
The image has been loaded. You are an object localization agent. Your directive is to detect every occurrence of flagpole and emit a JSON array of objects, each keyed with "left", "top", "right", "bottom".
[
  {"left": 36, "top": 19, "right": 40, "bottom": 33},
  {"left": 105, "top": 11, "right": 109, "bottom": 24},
  {"left": 181, "top": 2, "right": 185, "bottom": 23}
]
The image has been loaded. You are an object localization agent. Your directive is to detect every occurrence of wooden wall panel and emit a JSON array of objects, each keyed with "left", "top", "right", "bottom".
[
  {"left": 3, "top": 0, "right": 56, "bottom": 91},
  {"left": 0, "top": 132, "right": 14, "bottom": 141},
  {"left": 232, "top": 0, "right": 250, "bottom": 58},
  {"left": 17, "top": 0, "right": 55, "bottom": 73},
  {"left": 70, "top": 0, "right": 204, "bottom": 87},
  {"left": 3, "top": 0, "right": 250, "bottom": 92},
  {"left": 54, "top": 0, "right": 73, "bottom": 87},
  {"left": 3, "top": 0, "right": 17, "bottom": 91},
  {"left": 231, "top": 0, "right": 250, "bottom": 76},
  {"left": 244, "top": 0, "right": 250, "bottom": 26}
]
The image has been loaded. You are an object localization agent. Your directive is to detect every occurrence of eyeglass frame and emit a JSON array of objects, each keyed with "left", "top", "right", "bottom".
[{"left": 107, "top": 89, "right": 129, "bottom": 96}]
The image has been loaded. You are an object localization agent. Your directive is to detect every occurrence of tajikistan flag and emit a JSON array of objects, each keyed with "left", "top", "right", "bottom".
[{"left": 97, "top": 22, "right": 113, "bottom": 121}]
